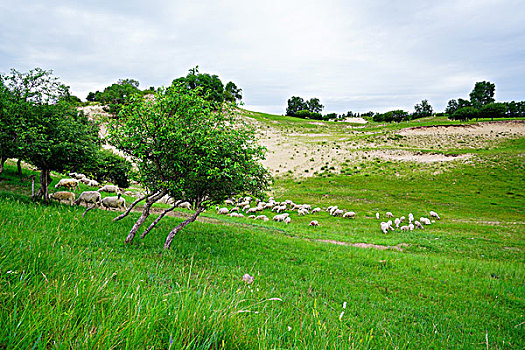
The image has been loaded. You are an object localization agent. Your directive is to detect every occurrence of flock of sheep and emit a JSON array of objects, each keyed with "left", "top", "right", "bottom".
[{"left": 51, "top": 173, "right": 441, "bottom": 234}]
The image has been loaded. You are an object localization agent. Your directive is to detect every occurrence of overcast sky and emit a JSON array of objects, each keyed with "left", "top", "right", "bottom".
[{"left": 1, "top": 0, "right": 524, "bottom": 114}]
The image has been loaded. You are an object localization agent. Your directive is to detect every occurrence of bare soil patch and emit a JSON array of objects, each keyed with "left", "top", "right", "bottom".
[
  {"left": 399, "top": 120, "right": 525, "bottom": 137},
  {"left": 315, "top": 239, "right": 408, "bottom": 251}
]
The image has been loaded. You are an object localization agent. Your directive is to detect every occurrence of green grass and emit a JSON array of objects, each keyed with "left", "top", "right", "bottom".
[{"left": 0, "top": 115, "right": 524, "bottom": 348}]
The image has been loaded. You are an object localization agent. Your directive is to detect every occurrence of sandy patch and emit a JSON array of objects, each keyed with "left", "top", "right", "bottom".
[
  {"left": 341, "top": 117, "right": 368, "bottom": 124},
  {"left": 366, "top": 150, "right": 471, "bottom": 163},
  {"left": 316, "top": 239, "right": 408, "bottom": 251},
  {"left": 399, "top": 120, "right": 525, "bottom": 137}
]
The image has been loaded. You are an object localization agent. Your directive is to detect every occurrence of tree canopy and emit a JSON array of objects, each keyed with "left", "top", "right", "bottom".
[{"left": 109, "top": 83, "right": 270, "bottom": 249}]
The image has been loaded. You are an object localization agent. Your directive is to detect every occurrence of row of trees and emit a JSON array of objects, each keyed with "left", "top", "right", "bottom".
[
  {"left": 285, "top": 96, "right": 325, "bottom": 120},
  {"left": 372, "top": 100, "right": 434, "bottom": 123},
  {"left": 0, "top": 68, "right": 133, "bottom": 200}
]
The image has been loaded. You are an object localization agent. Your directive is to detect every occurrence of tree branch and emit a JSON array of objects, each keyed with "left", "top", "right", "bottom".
[
  {"left": 163, "top": 207, "right": 204, "bottom": 250},
  {"left": 113, "top": 191, "right": 160, "bottom": 222},
  {"left": 140, "top": 200, "right": 181, "bottom": 240}
]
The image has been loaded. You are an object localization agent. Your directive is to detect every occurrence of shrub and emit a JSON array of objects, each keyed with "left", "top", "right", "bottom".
[{"left": 450, "top": 107, "right": 479, "bottom": 121}]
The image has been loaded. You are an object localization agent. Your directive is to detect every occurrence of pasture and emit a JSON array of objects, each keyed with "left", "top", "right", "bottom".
[{"left": 0, "top": 112, "right": 524, "bottom": 349}]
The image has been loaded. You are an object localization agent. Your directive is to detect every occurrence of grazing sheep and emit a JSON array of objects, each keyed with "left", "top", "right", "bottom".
[
  {"left": 178, "top": 201, "right": 191, "bottom": 210},
  {"left": 230, "top": 206, "right": 240, "bottom": 213},
  {"left": 331, "top": 209, "right": 344, "bottom": 217},
  {"left": 311, "top": 207, "right": 321, "bottom": 214},
  {"left": 74, "top": 191, "right": 102, "bottom": 207},
  {"left": 102, "top": 194, "right": 127, "bottom": 211},
  {"left": 284, "top": 217, "right": 291, "bottom": 224},
  {"left": 380, "top": 222, "right": 390, "bottom": 234},
  {"left": 343, "top": 211, "right": 356, "bottom": 218},
  {"left": 248, "top": 215, "right": 256, "bottom": 219},
  {"left": 376, "top": 212, "right": 380, "bottom": 220},
  {"left": 86, "top": 179, "right": 99, "bottom": 187},
  {"left": 255, "top": 215, "right": 269, "bottom": 222},
  {"left": 420, "top": 217, "right": 431, "bottom": 225},
  {"left": 430, "top": 211, "right": 441, "bottom": 220},
  {"left": 98, "top": 184, "right": 120, "bottom": 193},
  {"left": 408, "top": 223, "right": 414, "bottom": 231},
  {"left": 309, "top": 220, "right": 319, "bottom": 227},
  {"left": 216, "top": 207, "right": 229, "bottom": 215},
  {"left": 394, "top": 218, "right": 401, "bottom": 228},
  {"left": 414, "top": 221, "right": 424, "bottom": 229},
  {"left": 49, "top": 191, "right": 76, "bottom": 205},
  {"left": 386, "top": 212, "right": 394, "bottom": 218},
  {"left": 400, "top": 225, "right": 409, "bottom": 231},
  {"left": 399, "top": 216, "right": 405, "bottom": 223},
  {"left": 225, "top": 199, "right": 234, "bottom": 206},
  {"left": 387, "top": 220, "right": 395, "bottom": 231},
  {"left": 68, "top": 172, "right": 78, "bottom": 178},
  {"left": 298, "top": 208, "right": 309, "bottom": 216},
  {"left": 246, "top": 207, "right": 259, "bottom": 214},
  {"left": 55, "top": 178, "right": 80, "bottom": 191},
  {"left": 273, "top": 213, "right": 289, "bottom": 222},
  {"left": 229, "top": 212, "right": 244, "bottom": 217},
  {"left": 408, "top": 213, "right": 414, "bottom": 223}
]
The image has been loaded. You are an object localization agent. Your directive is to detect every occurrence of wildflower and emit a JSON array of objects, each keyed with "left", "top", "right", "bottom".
[
  {"left": 343, "top": 301, "right": 347, "bottom": 309},
  {"left": 242, "top": 273, "right": 254, "bottom": 284}
]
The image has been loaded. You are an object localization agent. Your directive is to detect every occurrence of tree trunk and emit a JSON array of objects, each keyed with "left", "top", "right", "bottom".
[
  {"left": 0, "top": 156, "right": 6, "bottom": 175},
  {"left": 164, "top": 207, "right": 204, "bottom": 250},
  {"left": 113, "top": 191, "right": 159, "bottom": 222},
  {"left": 140, "top": 200, "right": 181, "bottom": 240},
  {"left": 125, "top": 190, "right": 167, "bottom": 244},
  {"left": 34, "top": 169, "right": 52, "bottom": 201},
  {"left": 17, "top": 159, "right": 22, "bottom": 177}
]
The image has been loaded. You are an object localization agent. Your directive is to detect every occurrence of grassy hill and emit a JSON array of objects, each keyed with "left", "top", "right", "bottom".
[{"left": 0, "top": 111, "right": 524, "bottom": 349}]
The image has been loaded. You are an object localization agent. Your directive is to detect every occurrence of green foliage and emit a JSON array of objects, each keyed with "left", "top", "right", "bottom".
[
  {"left": 450, "top": 106, "right": 479, "bottom": 121},
  {"left": 109, "top": 84, "right": 271, "bottom": 208},
  {"left": 413, "top": 99, "right": 433, "bottom": 119},
  {"left": 78, "top": 149, "right": 133, "bottom": 188},
  {"left": 480, "top": 102, "right": 507, "bottom": 119},
  {"left": 286, "top": 96, "right": 324, "bottom": 117},
  {"left": 469, "top": 81, "right": 495, "bottom": 108},
  {"left": 294, "top": 109, "right": 322, "bottom": 120},
  {"left": 224, "top": 81, "right": 242, "bottom": 103},
  {"left": 373, "top": 109, "right": 409, "bottom": 123},
  {"left": 445, "top": 99, "right": 459, "bottom": 115},
  {"left": 90, "top": 79, "right": 142, "bottom": 115}
]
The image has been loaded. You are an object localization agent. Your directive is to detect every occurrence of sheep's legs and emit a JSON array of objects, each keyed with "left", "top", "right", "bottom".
[
  {"left": 163, "top": 207, "right": 204, "bottom": 250},
  {"left": 125, "top": 190, "right": 167, "bottom": 244},
  {"left": 140, "top": 200, "right": 181, "bottom": 240},
  {"left": 114, "top": 191, "right": 160, "bottom": 222}
]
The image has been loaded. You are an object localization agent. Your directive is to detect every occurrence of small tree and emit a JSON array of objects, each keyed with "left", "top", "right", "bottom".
[
  {"left": 450, "top": 106, "right": 479, "bottom": 121},
  {"left": 413, "top": 99, "right": 433, "bottom": 119},
  {"left": 286, "top": 96, "right": 306, "bottom": 116},
  {"left": 470, "top": 81, "right": 495, "bottom": 108},
  {"left": 445, "top": 99, "right": 459, "bottom": 115},
  {"left": 109, "top": 84, "right": 271, "bottom": 249},
  {"left": 224, "top": 81, "right": 243, "bottom": 104},
  {"left": 306, "top": 98, "right": 324, "bottom": 114},
  {"left": 480, "top": 102, "right": 507, "bottom": 120}
]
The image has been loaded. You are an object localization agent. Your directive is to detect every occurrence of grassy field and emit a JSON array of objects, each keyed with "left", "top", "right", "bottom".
[{"left": 0, "top": 113, "right": 524, "bottom": 349}]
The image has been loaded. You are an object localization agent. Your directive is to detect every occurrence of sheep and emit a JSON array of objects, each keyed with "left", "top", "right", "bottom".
[
  {"left": 387, "top": 220, "right": 395, "bottom": 231},
  {"left": 98, "top": 184, "right": 120, "bottom": 193},
  {"left": 273, "top": 213, "right": 289, "bottom": 222},
  {"left": 408, "top": 223, "right": 414, "bottom": 231},
  {"left": 178, "top": 201, "right": 191, "bottom": 210},
  {"left": 230, "top": 206, "right": 240, "bottom": 213},
  {"left": 284, "top": 217, "right": 291, "bottom": 224},
  {"left": 430, "top": 211, "right": 441, "bottom": 220},
  {"left": 376, "top": 212, "right": 380, "bottom": 220},
  {"left": 55, "top": 178, "right": 80, "bottom": 191},
  {"left": 408, "top": 213, "right": 414, "bottom": 223},
  {"left": 225, "top": 199, "right": 235, "bottom": 206},
  {"left": 298, "top": 208, "right": 309, "bottom": 216},
  {"left": 309, "top": 220, "right": 319, "bottom": 227},
  {"left": 394, "top": 218, "right": 401, "bottom": 228},
  {"left": 399, "top": 216, "right": 405, "bottom": 223},
  {"left": 74, "top": 173, "right": 87, "bottom": 180},
  {"left": 246, "top": 207, "right": 259, "bottom": 214},
  {"left": 414, "top": 221, "right": 424, "bottom": 230},
  {"left": 311, "top": 207, "right": 321, "bottom": 214},
  {"left": 331, "top": 209, "right": 344, "bottom": 217},
  {"left": 327, "top": 205, "right": 338, "bottom": 213},
  {"left": 49, "top": 191, "right": 76, "bottom": 205},
  {"left": 248, "top": 215, "right": 256, "bottom": 219},
  {"left": 86, "top": 179, "right": 99, "bottom": 187},
  {"left": 380, "top": 222, "right": 390, "bottom": 234},
  {"left": 102, "top": 194, "right": 127, "bottom": 211},
  {"left": 343, "top": 211, "right": 356, "bottom": 218},
  {"left": 420, "top": 217, "right": 431, "bottom": 225},
  {"left": 68, "top": 172, "right": 78, "bottom": 178},
  {"left": 217, "top": 207, "right": 229, "bottom": 215},
  {"left": 386, "top": 212, "right": 394, "bottom": 218},
  {"left": 255, "top": 215, "right": 269, "bottom": 222},
  {"left": 237, "top": 201, "right": 250, "bottom": 208},
  {"left": 74, "top": 191, "right": 102, "bottom": 207},
  {"left": 400, "top": 225, "right": 409, "bottom": 231}
]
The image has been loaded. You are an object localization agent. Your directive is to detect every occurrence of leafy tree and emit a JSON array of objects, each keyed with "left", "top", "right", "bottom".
[
  {"left": 480, "top": 102, "right": 507, "bottom": 120},
  {"left": 286, "top": 96, "right": 306, "bottom": 116},
  {"left": 469, "top": 81, "right": 495, "bottom": 108},
  {"left": 373, "top": 110, "right": 409, "bottom": 123},
  {"left": 413, "top": 99, "right": 433, "bottom": 119},
  {"left": 78, "top": 148, "right": 133, "bottom": 188},
  {"left": 173, "top": 67, "right": 227, "bottom": 105},
  {"left": 445, "top": 99, "right": 459, "bottom": 115},
  {"left": 450, "top": 106, "right": 479, "bottom": 121},
  {"left": 0, "top": 78, "right": 19, "bottom": 175},
  {"left": 108, "top": 84, "right": 270, "bottom": 249},
  {"left": 306, "top": 98, "right": 324, "bottom": 114},
  {"left": 457, "top": 98, "right": 472, "bottom": 109},
  {"left": 224, "top": 81, "right": 242, "bottom": 103},
  {"left": 1, "top": 68, "right": 100, "bottom": 200}
]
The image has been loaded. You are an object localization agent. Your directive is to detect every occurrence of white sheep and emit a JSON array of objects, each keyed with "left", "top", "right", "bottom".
[
  {"left": 331, "top": 209, "right": 344, "bottom": 217},
  {"left": 216, "top": 207, "right": 229, "bottom": 215},
  {"left": 430, "top": 211, "right": 441, "bottom": 220},
  {"left": 420, "top": 217, "right": 431, "bottom": 225},
  {"left": 408, "top": 213, "right": 414, "bottom": 223},
  {"left": 246, "top": 207, "right": 259, "bottom": 214},
  {"left": 49, "top": 191, "right": 76, "bottom": 205},
  {"left": 386, "top": 212, "right": 394, "bottom": 218},
  {"left": 394, "top": 218, "right": 401, "bottom": 228},
  {"left": 376, "top": 212, "right": 380, "bottom": 220},
  {"left": 248, "top": 215, "right": 256, "bottom": 219},
  {"left": 273, "top": 213, "right": 289, "bottom": 222},
  {"left": 255, "top": 215, "right": 269, "bottom": 222},
  {"left": 309, "top": 220, "right": 319, "bottom": 226},
  {"left": 343, "top": 211, "right": 356, "bottom": 218},
  {"left": 55, "top": 178, "right": 80, "bottom": 191},
  {"left": 225, "top": 199, "right": 234, "bottom": 206},
  {"left": 74, "top": 191, "right": 102, "bottom": 207},
  {"left": 298, "top": 208, "right": 309, "bottom": 216},
  {"left": 87, "top": 179, "right": 99, "bottom": 187},
  {"left": 400, "top": 225, "right": 409, "bottom": 231},
  {"left": 102, "top": 194, "right": 127, "bottom": 211},
  {"left": 311, "top": 207, "right": 321, "bottom": 214},
  {"left": 408, "top": 223, "right": 414, "bottom": 231},
  {"left": 178, "top": 201, "right": 191, "bottom": 210},
  {"left": 399, "top": 216, "right": 405, "bottom": 223},
  {"left": 284, "top": 217, "right": 291, "bottom": 224},
  {"left": 98, "top": 184, "right": 120, "bottom": 193},
  {"left": 380, "top": 222, "right": 390, "bottom": 234},
  {"left": 230, "top": 206, "right": 240, "bottom": 213},
  {"left": 414, "top": 221, "right": 424, "bottom": 229},
  {"left": 387, "top": 220, "right": 395, "bottom": 231}
]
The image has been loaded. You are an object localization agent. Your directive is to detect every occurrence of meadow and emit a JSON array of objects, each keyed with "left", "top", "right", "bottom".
[{"left": 0, "top": 112, "right": 524, "bottom": 349}]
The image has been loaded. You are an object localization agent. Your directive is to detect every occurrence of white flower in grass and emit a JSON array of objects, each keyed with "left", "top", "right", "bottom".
[
  {"left": 343, "top": 301, "right": 347, "bottom": 309},
  {"left": 287, "top": 326, "right": 292, "bottom": 331},
  {"left": 242, "top": 273, "right": 254, "bottom": 284}
]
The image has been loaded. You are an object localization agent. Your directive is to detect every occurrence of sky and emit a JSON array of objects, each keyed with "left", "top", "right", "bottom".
[{"left": 1, "top": 0, "right": 524, "bottom": 115}]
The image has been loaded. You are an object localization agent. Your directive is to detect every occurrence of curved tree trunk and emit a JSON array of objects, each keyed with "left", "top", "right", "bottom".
[
  {"left": 164, "top": 207, "right": 204, "bottom": 250},
  {"left": 140, "top": 200, "right": 181, "bottom": 240},
  {"left": 113, "top": 191, "right": 159, "bottom": 222},
  {"left": 125, "top": 189, "right": 167, "bottom": 244}
]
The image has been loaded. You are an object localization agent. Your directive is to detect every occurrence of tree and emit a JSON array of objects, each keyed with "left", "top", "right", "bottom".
[
  {"left": 0, "top": 77, "right": 19, "bottom": 175},
  {"left": 469, "top": 81, "right": 495, "bottom": 108},
  {"left": 450, "top": 106, "right": 479, "bottom": 121},
  {"left": 445, "top": 99, "right": 459, "bottom": 115},
  {"left": 306, "top": 98, "right": 324, "bottom": 114},
  {"left": 224, "top": 81, "right": 242, "bottom": 103},
  {"left": 173, "top": 67, "right": 228, "bottom": 105},
  {"left": 1, "top": 68, "right": 100, "bottom": 200},
  {"left": 413, "top": 99, "right": 433, "bottom": 118},
  {"left": 286, "top": 96, "right": 306, "bottom": 116},
  {"left": 108, "top": 83, "right": 271, "bottom": 249},
  {"left": 480, "top": 102, "right": 506, "bottom": 120}
]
